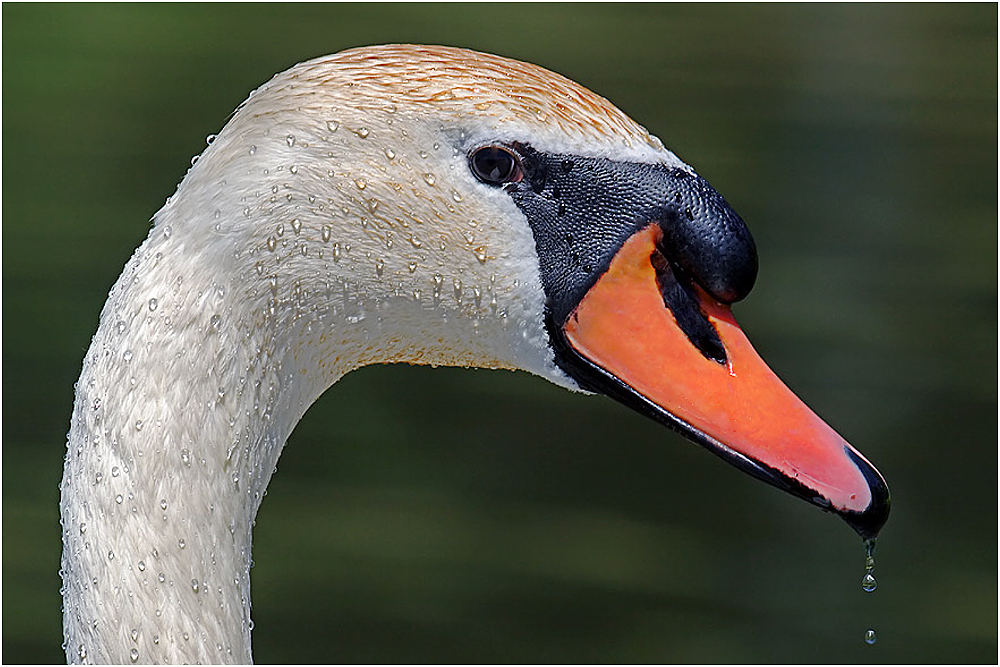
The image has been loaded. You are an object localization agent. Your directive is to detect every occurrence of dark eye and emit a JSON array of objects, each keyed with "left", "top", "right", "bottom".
[{"left": 469, "top": 146, "right": 521, "bottom": 185}]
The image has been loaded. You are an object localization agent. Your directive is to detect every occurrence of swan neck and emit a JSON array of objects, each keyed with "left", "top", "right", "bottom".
[{"left": 59, "top": 222, "right": 311, "bottom": 664}]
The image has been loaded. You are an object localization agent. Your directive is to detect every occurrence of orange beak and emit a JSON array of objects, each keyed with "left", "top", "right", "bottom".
[{"left": 558, "top": 224, "right": 889, "bottom": 538}]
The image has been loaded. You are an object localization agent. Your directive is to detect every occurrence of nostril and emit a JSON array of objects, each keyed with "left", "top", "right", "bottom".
[{"left": 651, "top": 246, "right": 728, "bottom": 364}]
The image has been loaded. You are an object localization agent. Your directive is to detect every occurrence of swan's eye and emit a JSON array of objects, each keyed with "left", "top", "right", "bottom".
[{"left": 470, "top": 146, "right": 521, "bottom": 185}]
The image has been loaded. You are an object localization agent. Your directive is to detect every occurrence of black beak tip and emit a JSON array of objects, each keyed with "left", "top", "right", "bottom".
[{"left": 839, "top": 447, "right": 891, "bottom": 540}]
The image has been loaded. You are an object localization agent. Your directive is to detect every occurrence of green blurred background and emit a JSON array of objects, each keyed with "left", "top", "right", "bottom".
[{"left": 3, "top": 3, "right": 996, "bottom": 663}]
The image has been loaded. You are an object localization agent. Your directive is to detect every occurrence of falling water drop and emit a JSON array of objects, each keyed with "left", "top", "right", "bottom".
[
  {"left": 130, "top": 648, "right": 139, "bottom": 662},
  {"left": 286, "top": 134, "right": 296, "bottom": 147},
  {"left": 859, "top": 538, "right": 879, "bottom": 646},
  {"left": 147, "top": 298, "right": 158, "bottom": 312},
  {"left": 862, "top": 538, "right": 877, "bottom": 592}
]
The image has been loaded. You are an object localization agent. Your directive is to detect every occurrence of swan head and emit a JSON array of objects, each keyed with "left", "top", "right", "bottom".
[
  {"left": 61, "top": 44, "right": 891, "bottom": 665},
  {"left": 150, "top": 45, "right": 887, "bottom": 538}
]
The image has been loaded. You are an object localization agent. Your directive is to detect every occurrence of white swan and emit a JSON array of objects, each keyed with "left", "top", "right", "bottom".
[{"left": 59, "top": 45, "right": 889, "bottom": 664}]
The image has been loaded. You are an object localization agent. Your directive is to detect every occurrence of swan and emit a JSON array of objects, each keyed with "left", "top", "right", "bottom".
[{"left": 59, "top": 44, "right": 889, "bottom": 664}]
